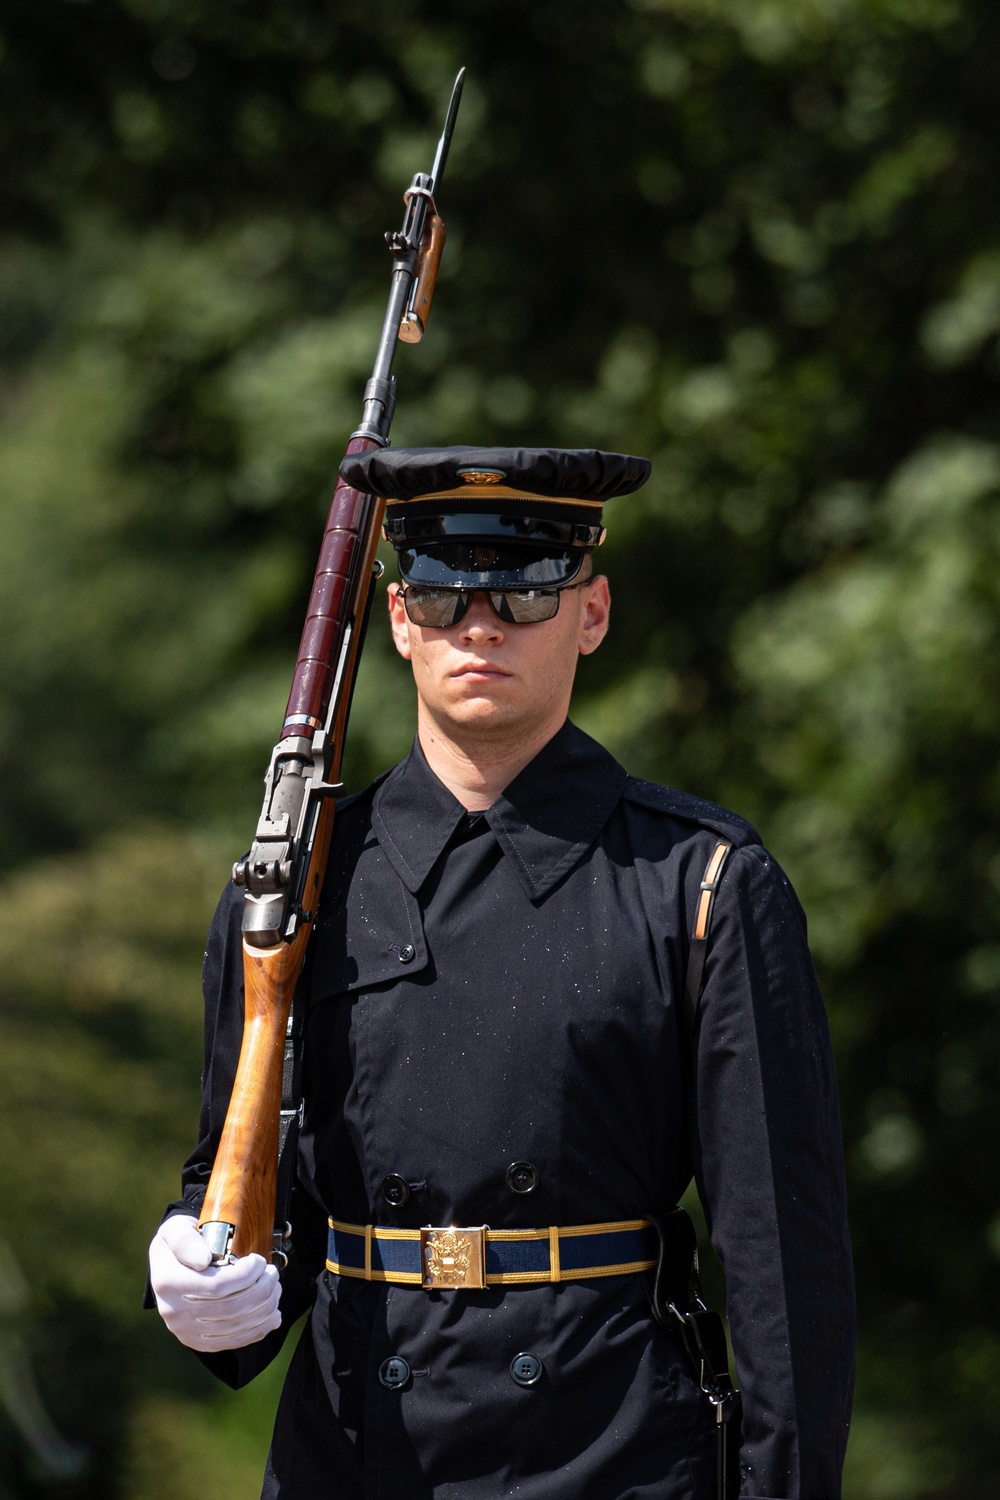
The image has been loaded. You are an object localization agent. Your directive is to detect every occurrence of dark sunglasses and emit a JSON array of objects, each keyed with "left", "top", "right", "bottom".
[{"left": 398, "top": 580, "right": 590, "bottom": 628}]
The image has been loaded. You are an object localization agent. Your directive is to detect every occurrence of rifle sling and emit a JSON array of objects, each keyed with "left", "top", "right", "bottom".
[{"left": 273, "top": 952, "right": 311, "bottom": 1264}]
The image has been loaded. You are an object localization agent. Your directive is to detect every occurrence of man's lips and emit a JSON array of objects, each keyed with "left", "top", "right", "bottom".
[{"left": 450, "top": 662, "right": 512, "bottom": 681}]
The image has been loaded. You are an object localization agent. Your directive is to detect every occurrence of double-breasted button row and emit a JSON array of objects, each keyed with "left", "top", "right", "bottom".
[
  {"left": 380, "top": 1162, "right": 540, "bottom": 1206},
  {"left": 378, "top": 1354, "right": 544, "bottom": 1390}
]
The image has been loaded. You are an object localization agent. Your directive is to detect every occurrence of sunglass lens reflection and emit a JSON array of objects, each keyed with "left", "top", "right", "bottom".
[
  {"left": 493, "top": 591, "right": 560, "bottom": 623},
  {"left": 402, "top": 588, "right": 562, "bottom": 627},
  {"left": 402, "top": 588, "right": 466, "bottom": 627}
]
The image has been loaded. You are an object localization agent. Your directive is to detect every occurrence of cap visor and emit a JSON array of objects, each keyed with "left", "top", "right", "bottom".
[{"left": 397, "top": 542, "right": 585, "bottom": 589}]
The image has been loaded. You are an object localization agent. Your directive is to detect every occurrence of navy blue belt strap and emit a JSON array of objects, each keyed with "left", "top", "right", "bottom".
[{"left": 327, "top": 1216, "right": 658, "bottom": 1287}]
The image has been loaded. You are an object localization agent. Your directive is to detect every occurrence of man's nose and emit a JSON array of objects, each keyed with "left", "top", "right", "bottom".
[{"left": 458, "top": 592, "right": 504, "bottom": 640}]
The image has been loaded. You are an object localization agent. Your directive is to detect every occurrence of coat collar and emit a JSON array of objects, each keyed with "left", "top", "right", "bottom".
[{"left": 371, "top": 720, "right": 627, "bottom": 901}]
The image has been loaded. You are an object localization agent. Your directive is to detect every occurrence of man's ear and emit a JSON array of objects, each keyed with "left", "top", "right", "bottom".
[
  {"left": 387, "top": 582, "right": 413, "bottom": 660},
  {"left": 578, "top": 574, "right": 611, "bottom": 657}
]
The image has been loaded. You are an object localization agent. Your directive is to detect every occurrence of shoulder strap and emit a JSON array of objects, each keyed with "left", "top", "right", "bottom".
[
  {"left": 622, "top": 774, "right": 760, "bottom": 846},
  {"left": 682, "top": 839, "right": 733, "bottom": 1042}
]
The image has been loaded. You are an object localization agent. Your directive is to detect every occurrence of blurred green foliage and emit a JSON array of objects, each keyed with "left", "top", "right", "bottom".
[{"left": 0, "top": 0, "right": 998, "bottom": 1495}]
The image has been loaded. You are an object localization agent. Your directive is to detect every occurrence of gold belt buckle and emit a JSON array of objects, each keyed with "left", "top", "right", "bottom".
[{"left": 419, "top": 1226, "right": 487, "bottom": 1290}]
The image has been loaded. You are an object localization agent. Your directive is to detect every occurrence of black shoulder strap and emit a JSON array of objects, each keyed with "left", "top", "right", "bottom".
[
  {"left": 622, "top": 774, "right": 760, "bottom": 846},
  {"left": 682, "top": 839, "right": 733, "bottom": 1042}
]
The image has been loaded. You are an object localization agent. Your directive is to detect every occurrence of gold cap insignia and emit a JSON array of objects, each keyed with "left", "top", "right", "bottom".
[{"left": 456, "top": 468, "right": 505, "bottom": 484}]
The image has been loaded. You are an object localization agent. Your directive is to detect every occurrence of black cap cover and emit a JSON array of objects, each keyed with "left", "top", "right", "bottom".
[{"left": 340, "top": 445, "right": 651, "bottom": 502}]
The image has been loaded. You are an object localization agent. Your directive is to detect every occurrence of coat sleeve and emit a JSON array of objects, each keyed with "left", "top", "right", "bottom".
[
  {"left": 689, "top": 844, "right": 855, "bottom": 1500},
  {"left": 147, "top": 880, "right": 328, "bottom": 1391}
]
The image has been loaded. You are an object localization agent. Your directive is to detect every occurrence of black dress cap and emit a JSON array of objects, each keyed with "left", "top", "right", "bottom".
[
  {"left": 340, "top": 446, "right": 652, "bottom": 590},
  {"left": 340, "top": 446, "right": 651, "bottom": 502}
]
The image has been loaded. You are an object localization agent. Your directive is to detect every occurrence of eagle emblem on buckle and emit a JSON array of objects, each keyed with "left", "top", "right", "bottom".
[{"left": 420, "top": 1226, "right": 487, "bottom": 1289}]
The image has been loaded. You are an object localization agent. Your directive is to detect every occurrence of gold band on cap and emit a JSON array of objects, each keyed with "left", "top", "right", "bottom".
[{"left": 385, "top": 486, "right": 605, "bottom": 505}]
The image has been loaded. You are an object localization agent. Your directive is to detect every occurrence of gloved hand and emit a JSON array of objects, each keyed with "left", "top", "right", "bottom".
[{"left": 148, "top": 1214, "right": 282, "bottom": 1352}]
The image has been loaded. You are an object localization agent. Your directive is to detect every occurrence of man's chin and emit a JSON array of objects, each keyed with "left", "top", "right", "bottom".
[{"left": 437, "top": 693, "right": 525, "bottom": 733}]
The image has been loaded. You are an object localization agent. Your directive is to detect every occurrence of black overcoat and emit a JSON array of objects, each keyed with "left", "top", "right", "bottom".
[{"left": 165, "top": 722, "right": 855, "bottom": 1499}]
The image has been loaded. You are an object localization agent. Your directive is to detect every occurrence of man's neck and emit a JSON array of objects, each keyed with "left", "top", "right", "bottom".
[{"left": 416, "top": 709, "right": 567, "bottom": 811}]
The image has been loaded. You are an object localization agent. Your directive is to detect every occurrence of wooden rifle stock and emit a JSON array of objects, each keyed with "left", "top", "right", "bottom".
[{"left": 198, "top": 921, "right": 316, "bottom": 1261}]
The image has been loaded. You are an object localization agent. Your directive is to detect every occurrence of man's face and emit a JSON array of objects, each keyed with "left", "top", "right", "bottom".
[{"left": 387, "top": 569, "right": 611, "bottom": 743}]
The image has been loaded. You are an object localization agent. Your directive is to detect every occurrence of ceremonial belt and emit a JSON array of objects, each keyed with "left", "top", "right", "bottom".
[{"left": 327, "top": 1216, "right": 657, "bottom": 1290}]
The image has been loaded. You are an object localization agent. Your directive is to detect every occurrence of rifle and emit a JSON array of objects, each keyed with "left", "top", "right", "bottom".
[{"left": 198, "top": 69, "right": 466, "bottom": 1264}]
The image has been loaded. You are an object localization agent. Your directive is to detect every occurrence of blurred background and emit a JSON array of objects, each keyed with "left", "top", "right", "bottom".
[{"left": 0, "top": 0, "right": 997, "bottom": 1495}]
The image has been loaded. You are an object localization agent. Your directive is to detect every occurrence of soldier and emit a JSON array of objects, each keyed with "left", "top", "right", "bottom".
[{"left": 148, "top": 447, "right": 855, "bottom": 1500}]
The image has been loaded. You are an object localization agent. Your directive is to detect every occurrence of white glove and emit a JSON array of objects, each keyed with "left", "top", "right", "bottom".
[{"left": 148, "top": 1214, "right": 282, "bottom": 1352}]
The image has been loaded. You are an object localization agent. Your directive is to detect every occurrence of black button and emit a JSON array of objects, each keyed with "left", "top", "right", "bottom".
[
  {"left": 506, "top": 1161, "right": 538, "bottom": 1195},
  {"left": 510, "top": 1352, "right": 542, "bottom": 1387},
  {"left": 378, "top": 1356, "right": 411, "bottom": 1390},
  {"left": 398, "top": 944, "right": 416, "bottom": 963},
  {"left": 381, "top": 1174, "right": 410, "bottom": 1208}
]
